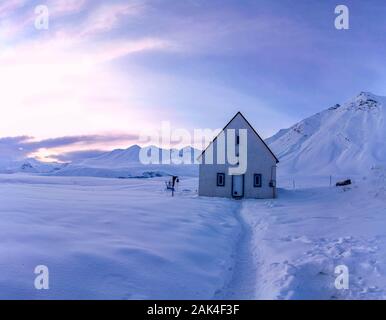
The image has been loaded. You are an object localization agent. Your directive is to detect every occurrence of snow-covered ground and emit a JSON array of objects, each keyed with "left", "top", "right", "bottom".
[
  {"left": 1, "top": 170, "right": 386, "bottom": 299},
  {"left": 0, "top": 174, "right": 240, "bottom": 299},
  {"left": 240, "top": 169, "right": 386, "bottom": 299}
]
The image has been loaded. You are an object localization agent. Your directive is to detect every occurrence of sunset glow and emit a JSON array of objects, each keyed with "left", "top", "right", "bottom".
[{"left": 1, "top": 0, "right": 386, "bottom": 161}]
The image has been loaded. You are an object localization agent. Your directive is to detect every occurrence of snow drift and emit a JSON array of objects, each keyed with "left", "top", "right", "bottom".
[{"left": 0, "top": 174, "right": 240, "bottom": 299}]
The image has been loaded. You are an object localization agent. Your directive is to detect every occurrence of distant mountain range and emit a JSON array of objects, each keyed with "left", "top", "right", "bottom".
[
  {"left": 0, "top": 158, "right": 63, "bottom": 174},
  {"left": 76, "top": 145, "right": 200, "bottom": 167},
  {"left": 0, "top": 146, "right": 200, "bottom": 178},
  {"left": 51, "top": 145, "right": 200, "bottom": 178},
  {"left": 2, "top": 91, "right": 386, "bottom": 178}
]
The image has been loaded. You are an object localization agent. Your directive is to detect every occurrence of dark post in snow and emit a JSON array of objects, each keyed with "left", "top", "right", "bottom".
[
  {"left": 172, "top": 176, "right": 178, "bottom": 197},
  {"left": 166, "top": 176, "right": 179, "bottom": 197}
]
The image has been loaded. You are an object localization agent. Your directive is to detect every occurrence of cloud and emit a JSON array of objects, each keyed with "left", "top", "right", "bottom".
[
  {"left": 54, "top": 149, "right": 107, "bottom": 162},
  {"left": 5, "top": 0, "right": 376, "bottom": 149},
  {"left": 0, "top": 1, "right": 174, "bottom": 143},
  {"left": 0, "top": 0, "right": 26, "bottom": 18},
  {"left": 0, "top": 0, "right": 91, "bottom": 41},
  {"left": 152, "top": 8, "right": 315, "bottom": 57},
  {"left": 49, "top": 0, "right": 88, "bottom": 16},
  {"left": 30, "top": 134, "right": 138, "bottom": 148},
  {"left": 0, "top": 0, "right": 87, "bottom": 18},
  {"left": 0, "top": 136, "right": 29, "bottom": 161},
  {"left": 1, "top": 0, "right": 145, "bottom": 44},
  {"left": 87, "top": 38, "right": 173, "bottom": 64},
  {"left": 0, "top": 134, "right": 138, "bottom": 162},
  {"left": 0, "top": 29, "right": 171, "bottom": 140},
  {"left": 78, "top": 2, "right": 145, "bottom": 38}
]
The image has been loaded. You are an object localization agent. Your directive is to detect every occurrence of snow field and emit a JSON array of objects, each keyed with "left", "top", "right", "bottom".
[
  {"left": 1, "top": 169, "right": 386, "bottom": 299},
  {"left": 242, "top": 175, "right": 386, "bottom": 299},
  {"left": 0, "top": 174, "right": 240, "bottom": 299}
]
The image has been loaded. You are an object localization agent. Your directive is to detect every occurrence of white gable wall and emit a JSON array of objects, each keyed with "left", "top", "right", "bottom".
[{"left": 198, "top": 113, "right": 277, "bottom": 199}]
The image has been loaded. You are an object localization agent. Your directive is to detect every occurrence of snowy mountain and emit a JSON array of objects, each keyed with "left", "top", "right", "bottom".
[
  {"left": 0, "top": 144, "right": 200, "bottom": 178},
  {"left": 78, "top": 144, "right": 143, "bottom": 167},
  {"left": 6, "top": 91, "right": 386, "bottom": 178},
  {"left": 0, "top": 158, "right": 64, "bottom": 174},
  {"left": 76, "top": 145, "right": 200, "bottom": 168},
  {"left": 267, "top": 92, "right": 386, "bottom": 174}
]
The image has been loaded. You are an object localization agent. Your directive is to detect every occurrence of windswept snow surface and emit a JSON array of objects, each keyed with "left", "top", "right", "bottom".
[
  {"left": 241, "top": 169, "right": 386, "bottom": 299},
  {"left": 1, "top": 171, "right": 386, "bottom": 299},
  {"left": 51, "top": 163, "right": 198, "bottom": 179},
  {"left": 0, "top": 174, "right": 240, "bottom": 299}
]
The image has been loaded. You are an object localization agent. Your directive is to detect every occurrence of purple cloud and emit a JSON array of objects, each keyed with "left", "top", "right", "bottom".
[{"left": 0, "top": 134, "right": 138, "bottom": 161}]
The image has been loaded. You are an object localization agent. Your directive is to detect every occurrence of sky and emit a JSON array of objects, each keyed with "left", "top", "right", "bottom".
[{"left": 1, "top": 0, "right": 386, "bottom": 162}]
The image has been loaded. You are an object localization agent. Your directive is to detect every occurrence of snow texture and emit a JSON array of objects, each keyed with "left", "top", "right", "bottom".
[{"left": 0, "top": 174, "right": 239, "bottom": 299}]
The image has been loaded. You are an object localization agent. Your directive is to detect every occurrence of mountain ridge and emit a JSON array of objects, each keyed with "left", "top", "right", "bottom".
[
  {"left": 2, "top": 91, "right": 386, "bottom": 177},
  {"left": 267, "top": 92, "right": 386, "bottom": 174}
]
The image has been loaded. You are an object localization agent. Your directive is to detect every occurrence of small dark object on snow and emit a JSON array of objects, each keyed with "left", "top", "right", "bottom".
[
  {"left": 165, "top": 175, "right": 179, "bottom": 196},
  {"left": 336, "top": 179, "right": 351, "bottom": 187}
]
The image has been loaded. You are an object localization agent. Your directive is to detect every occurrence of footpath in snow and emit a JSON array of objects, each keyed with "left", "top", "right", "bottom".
[
  {"left": 214, "top": 203, "right": 258, "bottom": 299},
  {"left": 240, "top": 171, "right": 386, "bottom": 299}
]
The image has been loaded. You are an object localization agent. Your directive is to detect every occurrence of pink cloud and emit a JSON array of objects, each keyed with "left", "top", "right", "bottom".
[
  {"left": 49, "top": 0, "right": 88, "bottom": 15},
  {"left": 0, "top": 0, "right": 26, "bottom": 17},
  {"left": 78, "top": 2, "right": 145, "bottom": 38}
]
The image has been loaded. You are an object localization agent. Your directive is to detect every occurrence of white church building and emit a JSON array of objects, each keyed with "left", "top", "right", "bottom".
[{"left": 198, "top": 112, "right": 279, "bottom": 199}]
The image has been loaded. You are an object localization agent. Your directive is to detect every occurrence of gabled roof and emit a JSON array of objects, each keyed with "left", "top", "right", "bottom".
[{"left": 198, "top": 111, "right": 279, "bottom": 163}]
